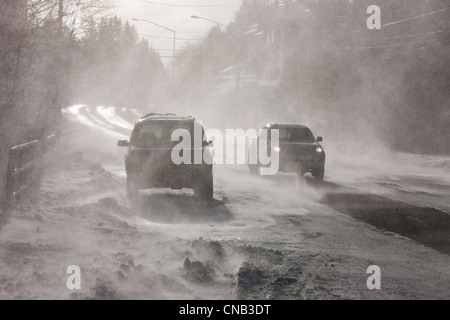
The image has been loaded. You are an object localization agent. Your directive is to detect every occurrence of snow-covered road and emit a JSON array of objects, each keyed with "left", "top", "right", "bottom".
[{"left": 0, "top": 105, "right": 449, "bottom": 300}]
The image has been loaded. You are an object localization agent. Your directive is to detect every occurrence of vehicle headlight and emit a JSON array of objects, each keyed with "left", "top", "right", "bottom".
[
  {"left": 273, "top": 146, "right": 281, "bottom": 152},
  {"left": 316, "top": 147, "right": 323, "bottom": 153}
]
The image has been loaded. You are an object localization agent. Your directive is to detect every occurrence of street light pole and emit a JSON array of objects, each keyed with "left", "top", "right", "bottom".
[
  {"left": 190, "top": 15, "right": 226, "bottom": 28},
  {"left": 132, "top": 18, "right": 176, "bottom": 82},
  {"left": 173, "top": 30, "right": 176, "bottom": 82}
]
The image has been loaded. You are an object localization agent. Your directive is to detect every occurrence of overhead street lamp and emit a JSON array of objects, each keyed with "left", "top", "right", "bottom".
[
  {"left": 190, "top": 15, "right": 226, "bottom": 28},
  {"left": 132, "top": 18, "right": 176, "bottom": 82}
]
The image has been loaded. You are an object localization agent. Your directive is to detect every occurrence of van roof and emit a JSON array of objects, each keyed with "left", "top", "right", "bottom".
[
  {"left": 265, "top": 124, "right": 309, "bottom": 129},
  {"left": 138, "top": 113, "right": 196, "bottom": 122}
]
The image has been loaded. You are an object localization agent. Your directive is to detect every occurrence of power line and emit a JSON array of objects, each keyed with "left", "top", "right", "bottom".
[
  {"left": 159, "top": 55, "right": 190, "bottom": 58},
  {"left": 347, "top": 38, "right": 438, "bottom": 50},
  {"left": 138, "top": 0, "right": 241, "bottom": 8},
  {"left": 153, "top": 48, "right": 184, "bottom": 51},
  {"left": 139, "top": 33, "right": 202, "bottom": 41},
  {"left": 360, "top": 30, "right": 443, "bottom": 42},
  {"left": 348, "top": 5, "right": 448, "bottom": 35},
  {"left": 383, "top": 6, "right": 450, "bottom": 27},
  {"left": 175, "top": 31, "right": 207, "bottom": 34},
  {"left": 381, "top": 0, "right": 399, "bottom": 8}
]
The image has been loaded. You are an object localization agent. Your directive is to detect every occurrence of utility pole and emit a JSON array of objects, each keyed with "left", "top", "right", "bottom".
[{"left": 236, "top": 64, "right": 240, "bottom": 93}]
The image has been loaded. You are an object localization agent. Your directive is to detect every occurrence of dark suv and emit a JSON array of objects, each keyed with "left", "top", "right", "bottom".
[
  {"left": 118, "top": 113, "right": 214, "bottom": 201},
  {"left": 248, "top": 124, "right": 326, "bottom": 180}
]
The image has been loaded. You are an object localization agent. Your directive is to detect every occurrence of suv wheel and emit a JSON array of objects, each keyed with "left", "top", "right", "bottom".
[
  {"left": 127, "top": 176, "right": 139, "bottom": 202},
  {"left": 312, "top": 167, "right": 324, "bottom": 181},
  {"left": 249, "top": 164, "right": 259, "bottom": 175},
  {"left": 194, "top": 168, "right": 214, "bottom": 200},
  {"left": 296, "top": 171, "right": 305, "bottom": 179},
  {"left": 296, "top": 165, "right": 307, "bottom": 179}
]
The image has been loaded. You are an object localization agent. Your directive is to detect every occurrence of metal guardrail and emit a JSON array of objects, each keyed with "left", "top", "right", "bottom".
[{"left": 5, "top": 134, "right": 57, "bottom": 202}]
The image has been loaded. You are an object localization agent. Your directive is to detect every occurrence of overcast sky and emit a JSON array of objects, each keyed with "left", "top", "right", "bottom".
[{"left": 114, "top": 0, "right": 243, "bottom": 61}]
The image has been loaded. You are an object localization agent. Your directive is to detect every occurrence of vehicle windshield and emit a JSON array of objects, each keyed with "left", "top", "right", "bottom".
[
  {"left": 131, "top": 120, "right": 197, "bottom": 147},
  {"left": 278, "top": 127, "right": 315, "bottom": 143}
]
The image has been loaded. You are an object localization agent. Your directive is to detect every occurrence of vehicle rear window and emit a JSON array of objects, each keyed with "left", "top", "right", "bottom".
[
  {"left": 131, "top": 120, "right": 194, "bottom": 147},
  {"left": 278, "top": 127, "right": 315, "bottom": 142}
]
